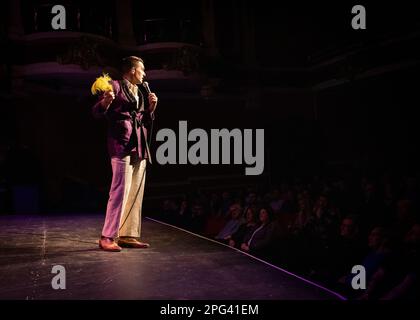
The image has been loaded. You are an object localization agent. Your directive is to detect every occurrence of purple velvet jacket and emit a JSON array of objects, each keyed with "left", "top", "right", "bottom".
[{"left": 92, "top": 80, "right": 154, "bottom": 162}]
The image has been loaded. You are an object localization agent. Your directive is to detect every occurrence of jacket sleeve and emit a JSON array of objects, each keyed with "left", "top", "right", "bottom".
[{"left": 92, "top": 94, "right": 108, "bottom": 119}]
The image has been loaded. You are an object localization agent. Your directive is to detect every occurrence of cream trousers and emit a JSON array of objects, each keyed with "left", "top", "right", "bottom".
[{"left": 102, "top": 155, "right": 147, "bottom": 239}]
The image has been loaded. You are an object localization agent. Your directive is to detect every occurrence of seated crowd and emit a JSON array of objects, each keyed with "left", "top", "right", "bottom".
[{"left": 154, "top": 172, "right": 419, "bottom": 300}]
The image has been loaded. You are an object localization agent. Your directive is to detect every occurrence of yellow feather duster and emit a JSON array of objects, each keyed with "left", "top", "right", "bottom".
[{"left": 91, "top": 73, "right": 113, "bottom": 95}]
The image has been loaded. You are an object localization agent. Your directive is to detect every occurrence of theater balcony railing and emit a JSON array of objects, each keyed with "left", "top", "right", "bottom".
[
  {"left": 130, "top": 18, "right": 208, "bottom": 92},
  {"left": 11, "top": 30, "right": 119, "bottom": 94},
  {"left": 11, "top": 11, "right": 212, "bottom": 95},
  {"left": 11, "top": 1, "right": 119, "bottom": 90}
]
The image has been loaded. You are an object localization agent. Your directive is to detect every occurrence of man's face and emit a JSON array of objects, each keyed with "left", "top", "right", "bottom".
[
  {"left": 132, "top": 61, "right": 146, "bottom": 84},
  {"left": 368, "top": 227, "right": 383, "bottom": 250},
  {"left": 229, "top": 205, "right": 241, "bottom": 218},
  {"left": 340, "top": 218, "right": 355, "bottom": 238},
  {"left": 318, "top": 196, "right": 328, "bottom": 208},
  {"left": 405, "top": 224, "right": 420, "bottom": 244},
  {"left": 259, "top": 209, "right": 269, "bottom": 223},
  {"left": 245, "top": 208, "right": 255, "bottom": 222}
]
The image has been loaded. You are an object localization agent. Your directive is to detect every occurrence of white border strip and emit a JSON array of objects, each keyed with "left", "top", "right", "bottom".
[{"left": 146, "top": 216, "right": 347, "bottom": 300}]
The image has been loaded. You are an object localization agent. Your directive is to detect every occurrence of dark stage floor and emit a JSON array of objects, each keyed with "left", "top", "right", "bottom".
[{"left": 0, "top": 215, "right": 344, "bottom": 300}]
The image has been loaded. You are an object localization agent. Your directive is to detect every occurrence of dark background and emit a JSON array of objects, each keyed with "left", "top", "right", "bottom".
[{"left": 0, "top": 0, "right": 419, "bottom": 213}]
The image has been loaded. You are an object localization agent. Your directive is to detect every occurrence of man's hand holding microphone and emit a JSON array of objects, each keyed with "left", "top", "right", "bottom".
[{"left": 143, "top": 81, "right": 158, "bottom": 113}]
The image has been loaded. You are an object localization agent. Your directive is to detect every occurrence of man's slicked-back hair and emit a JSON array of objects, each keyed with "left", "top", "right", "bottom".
[{"left": 121, "top": 56, "right": 144, "bottom": 74}]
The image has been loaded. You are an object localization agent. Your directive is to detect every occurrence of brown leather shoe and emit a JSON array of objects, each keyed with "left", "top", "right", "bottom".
[
  {"left": 118, "top": 237, "right": 150, "bottom": 248},
  {"left": 99, "top": 237, "right": 122, "bottom": 252}
]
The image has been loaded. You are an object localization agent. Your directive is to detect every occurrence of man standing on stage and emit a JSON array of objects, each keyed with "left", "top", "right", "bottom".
[{"left": 92, "top": 56, "right": 158, "bottom": 252}]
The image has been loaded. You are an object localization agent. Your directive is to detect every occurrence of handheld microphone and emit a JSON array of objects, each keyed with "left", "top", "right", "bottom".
[
  {"left": 142, "top": 81, "right": 155, "bottom": 151},
  {"left": 142, "top": 81, "right": 151, "bottom": 94}
]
